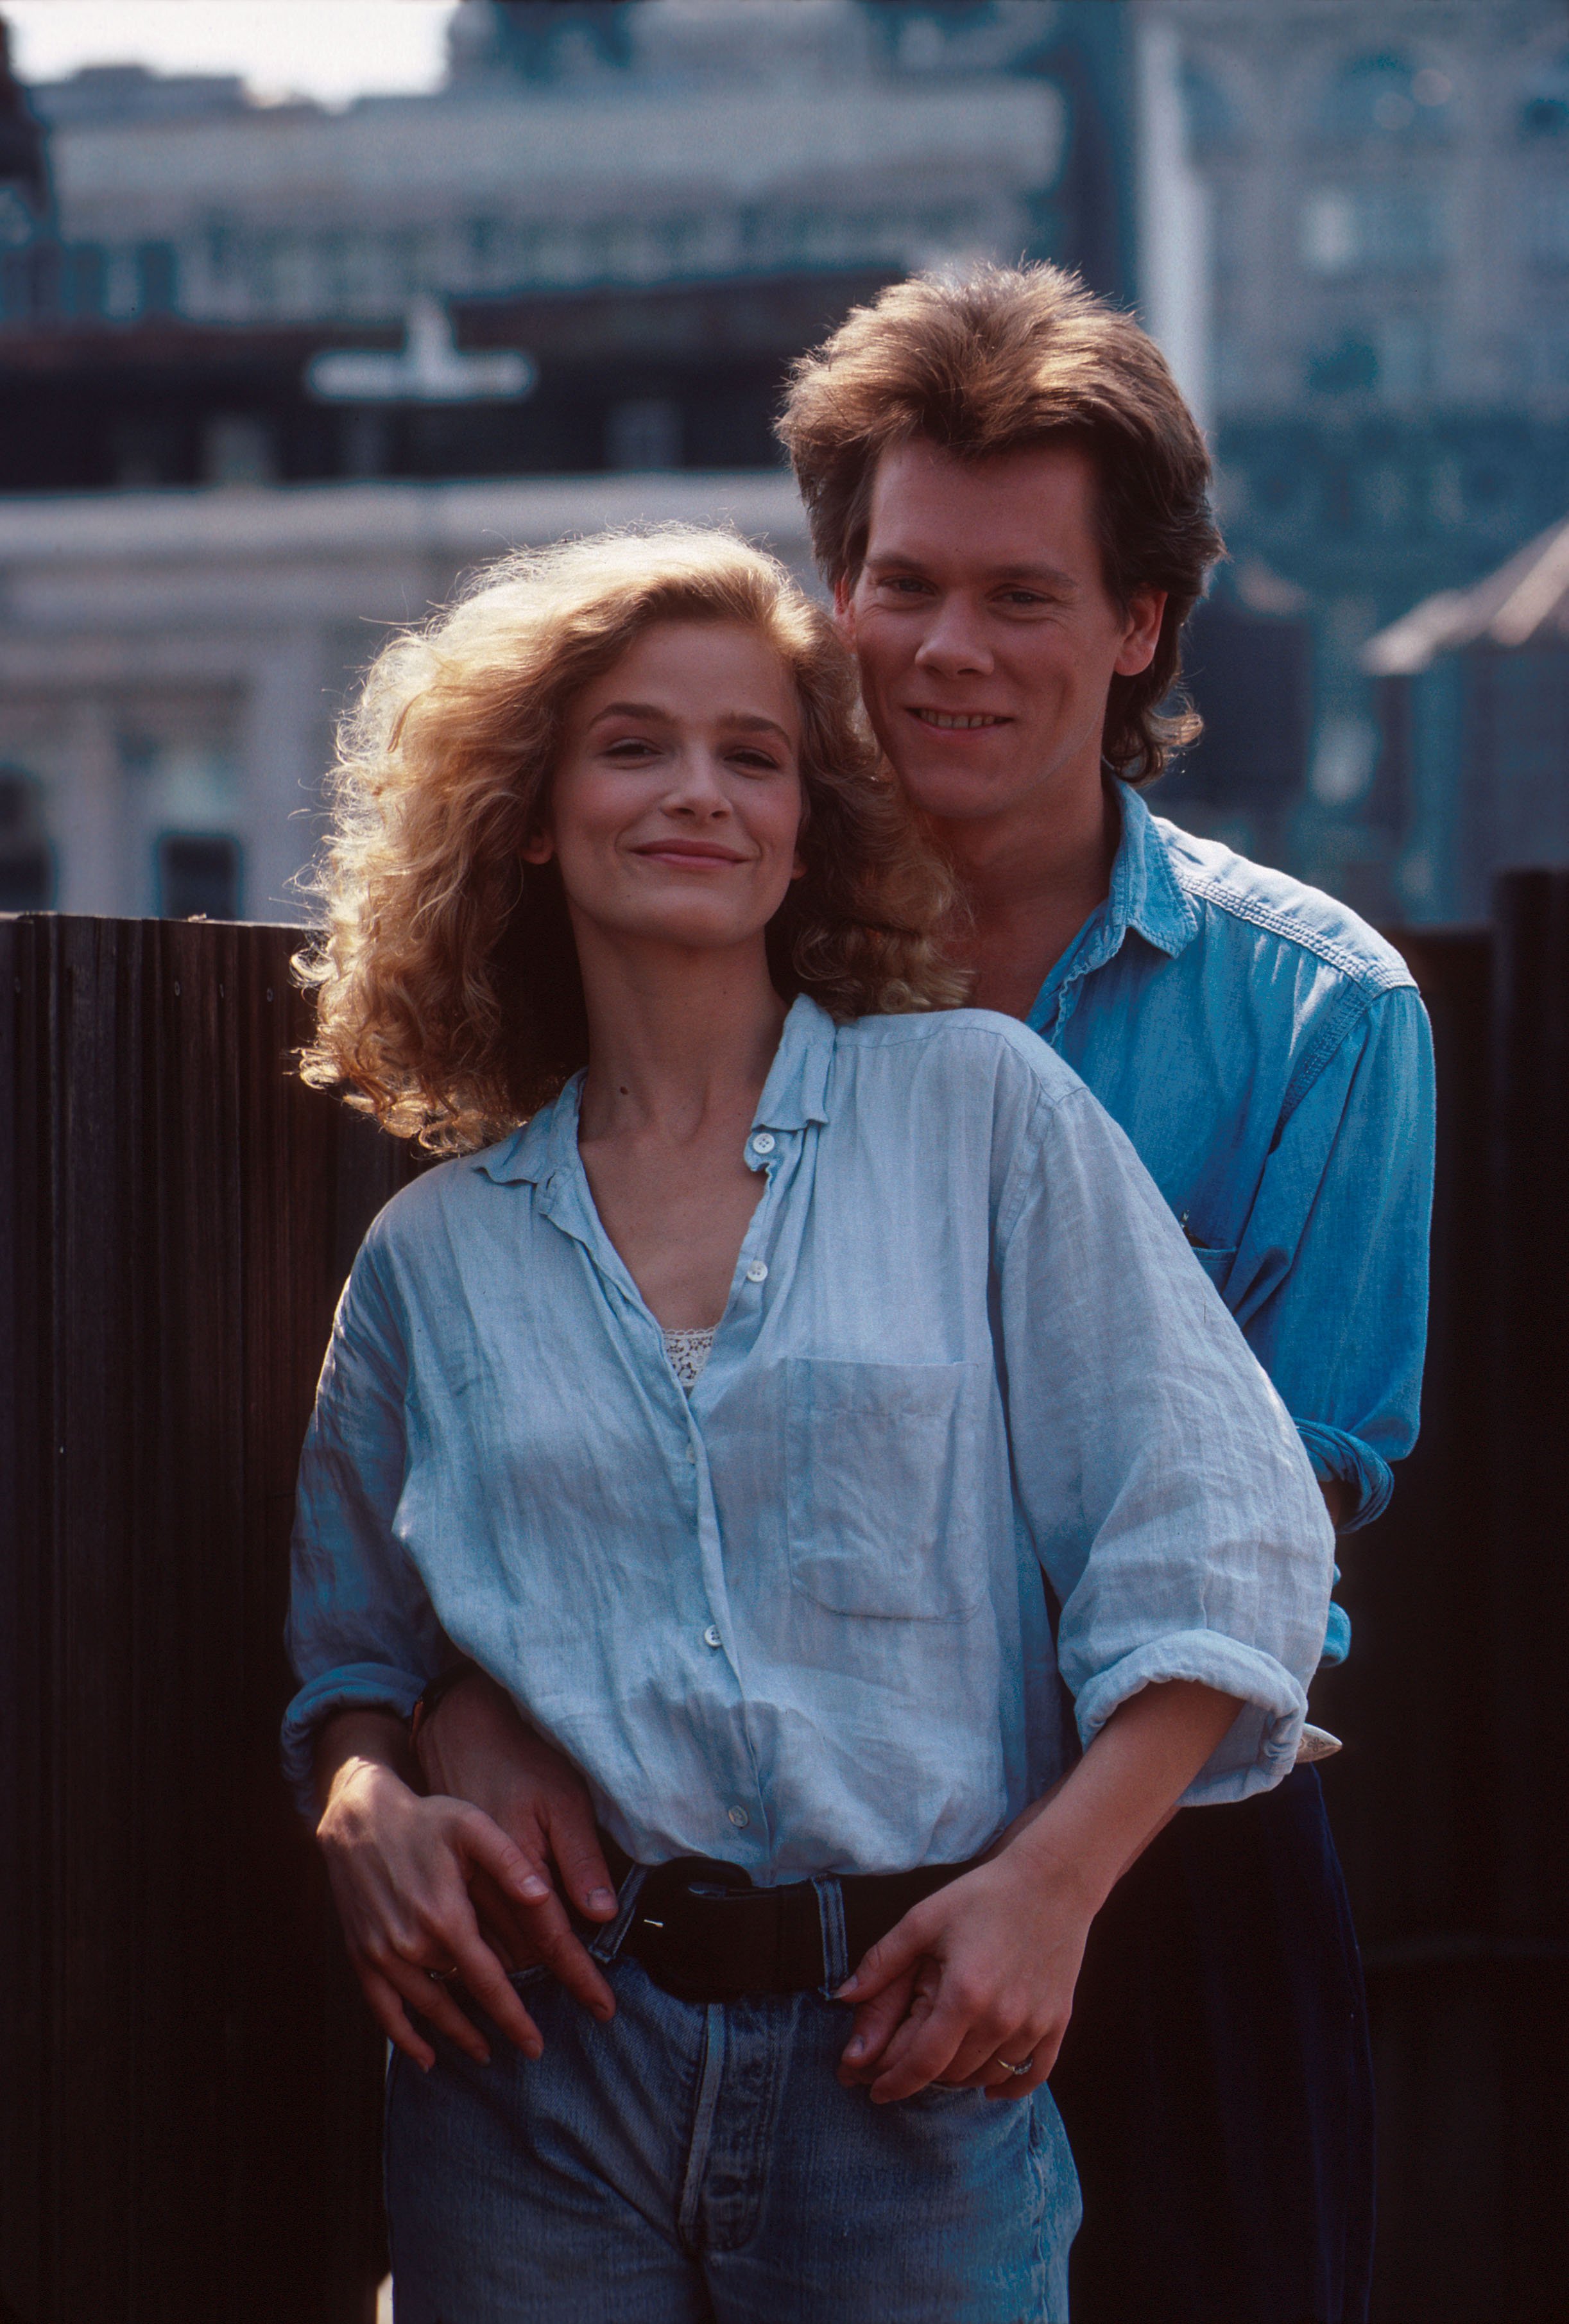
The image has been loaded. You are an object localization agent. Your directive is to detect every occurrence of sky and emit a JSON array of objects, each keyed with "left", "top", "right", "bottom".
[{"left": 4, "top": 1, "right": 459, "bottom": 109}]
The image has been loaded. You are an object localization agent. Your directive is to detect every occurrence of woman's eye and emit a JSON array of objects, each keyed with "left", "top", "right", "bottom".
[{"left": 604, "top": 736, "right": 658, "bottom": 759}]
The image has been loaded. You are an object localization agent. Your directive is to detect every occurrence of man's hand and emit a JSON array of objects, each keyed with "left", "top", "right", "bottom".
[
  {"left": 415, "top": 1669, "right": 618, "bottom": 2020},
  {"left": 316, "top": 1714, "right": 576, "bottom": 2071},
  {"left": 836, "top": 1678, "right": 1244, "bottom": 2102}
]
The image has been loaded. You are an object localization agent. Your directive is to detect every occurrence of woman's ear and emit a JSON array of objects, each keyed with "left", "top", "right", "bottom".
[{"left": 520, "top": 825, "right": 554, "bottom": 866}]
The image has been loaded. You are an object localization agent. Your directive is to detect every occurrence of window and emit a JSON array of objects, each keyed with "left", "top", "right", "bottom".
[
  {"left": 0, "top": 768, "right": 55, "bottom": 911},
  {"left": 155, "top": 832, "right": 241, "bottom": 920},
  {"left": 1521, "top": 50, "right": 1569, "bottom": 139},
  {"left": 1528, "top": 182, "right": 1569, "bottom": 267},
  {"left": 201, "top": 416, "right": 277, "bottom": 487},
  {"left": 135, "top": 240, "right": 178, "bottom": 314},
  {"left": 1300, "top": 185, "right": 1448, "bottom": 273},
  {"left": 1317, "top": 53, "right": 1453, "bottom": 143},
  {"left": 606, "top": 399, "right": 682, "bottom": 472},
  {"left": 1183, "top": 62, "right": 1241, "bottom": 157}
]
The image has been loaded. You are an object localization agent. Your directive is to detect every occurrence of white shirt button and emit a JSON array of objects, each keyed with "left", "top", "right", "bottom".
[
  {"left": 745, "top": 1260, "right": 768, "bottom": 1284},
  {"left": 727, "top": 1805, "right": 750, "bottom": 1828},
  {"left": 750, "top": 1132, "right": 776, "bottom": 1155},
  {"left": 703, "top": 1624, "right": 723, "bottom": 1649}
]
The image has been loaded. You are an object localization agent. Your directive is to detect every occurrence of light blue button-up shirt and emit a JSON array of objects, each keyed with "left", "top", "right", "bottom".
[
  {"left": 1034, "top": 787, "right": 1436, "bottom": 1664},
  {"left": 284, "top": 1001, "right": 1333, "bottom": 1879}
]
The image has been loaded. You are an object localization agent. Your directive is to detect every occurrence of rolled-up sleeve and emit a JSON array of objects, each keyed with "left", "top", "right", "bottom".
[
  {"left": 280, "top": 1231, "right": 447, "bottom": 1815},
  {"left": 1230, "top": 985, "right": 1435, "bottom": 1538},
  {"left": 999, "top": 1083, "right": 1335, "bottom": 1804}
]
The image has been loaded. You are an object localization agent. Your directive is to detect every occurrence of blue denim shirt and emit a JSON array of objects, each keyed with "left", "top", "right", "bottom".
[
  {"left": 1035, "top": 787, "right": 1435, "bottom": 1663},
  {"left": 284, "top": 1001, "right": 1333, "bottom": 1875}
]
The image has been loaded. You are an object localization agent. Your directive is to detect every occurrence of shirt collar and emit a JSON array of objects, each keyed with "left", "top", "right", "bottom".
[
  {"left": 472, "top": 992, "right": 835, "bottom": 1186},
  {"left": 1110, "top": 782, "right": 1200, "bottom": 960},
  {"left": 1028, "top": 782, "right": 1198, "bottom": 1031}
]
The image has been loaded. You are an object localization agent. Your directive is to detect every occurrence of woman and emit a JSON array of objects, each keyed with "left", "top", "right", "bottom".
[{"left": 285, "top": 528, "right": 1332, "bottom": 2323}]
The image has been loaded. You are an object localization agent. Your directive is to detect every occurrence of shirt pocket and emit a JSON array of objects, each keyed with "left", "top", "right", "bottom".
[
  {"left": 784, "top": 1357, "right": 984, "bottom": 1621},
  {"left": 1190, "top": 1244, "right": 1237, "bottom": 1293}
]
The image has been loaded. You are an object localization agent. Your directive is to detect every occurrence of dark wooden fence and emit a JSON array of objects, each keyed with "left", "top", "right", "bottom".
[
  {"left": 2, "top": 885, "right": 1567, "bottom": 2324},
  {"left": 0, "top": 915, "right": 413, "bottom": 2324},
  {"left": 1317, "top": 868, "right": 1569, "bottom": 2324}
]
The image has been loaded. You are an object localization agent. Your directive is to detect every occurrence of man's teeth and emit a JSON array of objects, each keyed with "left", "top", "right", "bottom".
[{"left": 917, "top": 711, "right": 1004, "bottom": 728}]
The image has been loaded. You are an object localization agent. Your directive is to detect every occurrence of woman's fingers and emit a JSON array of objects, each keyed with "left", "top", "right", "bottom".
[
  {"left": 836, "top": 1900, "right": 936, "bottom": 2004},
  {"left": 441, "top": 1925, "right": 545, "bottom": 2059},
  {"left": 865, "top": 1990, "right": 973, "bottom": 2102},
  {"left": 354, "top": 1959, "right": 438, "bottom": 2071},
  {"left": 837, "top": 1961, "right": 920, "bottom": 2083}
]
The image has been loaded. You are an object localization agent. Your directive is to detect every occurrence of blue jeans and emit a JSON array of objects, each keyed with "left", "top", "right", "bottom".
[{"left": 385, "top": 1889, "right": 1079, "bottom": 2324}]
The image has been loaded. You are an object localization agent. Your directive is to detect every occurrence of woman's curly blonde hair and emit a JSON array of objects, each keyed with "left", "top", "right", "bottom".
[{"left": 296, "top": 526, "right": 968, "bottom": 1151}]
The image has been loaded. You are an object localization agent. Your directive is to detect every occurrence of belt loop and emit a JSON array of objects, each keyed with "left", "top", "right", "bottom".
[
  {"left": 588, "top": 1863, "right": 649, "bottom": 1965},
  {"left": 812, "top": 1875, "right": 850, "bottom": 1997}
]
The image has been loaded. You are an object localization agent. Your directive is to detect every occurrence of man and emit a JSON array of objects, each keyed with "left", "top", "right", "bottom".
[{"left": 399, "top": 266, "right": 1434, "bottom": 2324}]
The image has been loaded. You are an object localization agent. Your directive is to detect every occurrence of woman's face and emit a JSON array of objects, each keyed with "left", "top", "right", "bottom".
[{"left": 527, "top": 619, "right": 805, "bottom": 953}]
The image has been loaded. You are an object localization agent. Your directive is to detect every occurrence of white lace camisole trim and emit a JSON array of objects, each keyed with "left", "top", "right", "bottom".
[{"left": 662, "top": 1327, "right": 716, "bottom": 1391}]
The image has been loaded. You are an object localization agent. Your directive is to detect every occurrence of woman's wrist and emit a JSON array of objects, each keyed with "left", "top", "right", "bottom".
[{"left": 314, "top": 1706, "right": 418, "bottom": 1816}]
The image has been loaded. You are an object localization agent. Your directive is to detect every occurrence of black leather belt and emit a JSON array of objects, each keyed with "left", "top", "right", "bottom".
[{"left": 599, "top": 1836, "right": 981, "bottom": 2006}]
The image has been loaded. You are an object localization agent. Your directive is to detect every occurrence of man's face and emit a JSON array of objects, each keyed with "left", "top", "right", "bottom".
[{"left": 838, "top": 438, "right": 1163, "bottom": 829}]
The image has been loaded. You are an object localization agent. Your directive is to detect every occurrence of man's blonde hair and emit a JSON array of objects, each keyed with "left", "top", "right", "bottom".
[
  {"left": 296, "top": 526, "right": 966, "bottom": 1151},
  {"left": 778, "top": 263, "right": 1224, "bottom": 786}
]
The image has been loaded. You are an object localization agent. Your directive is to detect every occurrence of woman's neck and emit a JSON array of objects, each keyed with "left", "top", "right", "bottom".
[{"left": 574, "top": 927, "right": 787, "bottom": 1143}]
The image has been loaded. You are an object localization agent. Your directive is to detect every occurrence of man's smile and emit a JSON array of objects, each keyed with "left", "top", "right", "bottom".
[{"left": 908, "top": 709, "right": 1011, "bottom": 730}]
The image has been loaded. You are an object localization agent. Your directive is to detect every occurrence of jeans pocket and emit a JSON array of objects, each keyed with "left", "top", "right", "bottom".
[{"left": 784, "top": 1356, "right": 985, "bottom": 1620}]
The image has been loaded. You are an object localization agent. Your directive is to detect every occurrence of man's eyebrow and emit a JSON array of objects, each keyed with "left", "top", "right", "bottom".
[
  {"left": 863, "top": 551, "right": 1079, "bottom": 590},
  {"left": 587, "top": 702, "right": 792, "bottom": 741}
]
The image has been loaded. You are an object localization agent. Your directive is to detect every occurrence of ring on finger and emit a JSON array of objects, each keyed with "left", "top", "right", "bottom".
[
  {"left": 997, "top": 2053, "right": 1034, "bottom": 2077},
  {"left": 425, "top": 1963, "right": 459, "bottom": 1983}
]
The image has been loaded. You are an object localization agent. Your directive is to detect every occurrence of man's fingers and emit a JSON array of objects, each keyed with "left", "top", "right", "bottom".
[
  {"left": 468, "top": 1866, "right": 544, "bottom": 1971},
  {"left": 509, "top": 1886, "right": 617, "bottom": 2020},
  {"left": 455, "top": 1807, "right": 554, "bottom": 1909},
  {"left": 544, "top": 1802, "right": 619, "bottom": 1921}
]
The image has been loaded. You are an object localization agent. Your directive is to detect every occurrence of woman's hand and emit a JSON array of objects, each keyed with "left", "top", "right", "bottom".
[
  {"left": 414, "top": 1669, "right": 619, "bottom": 2015},
  {"left": 834, "top": 1843, "right": 1094, "bottom": 2103},
  {"left": 315, "top": 1711, "right": 605, "bottom": 2071},
  {"left": 836, "top": 1678, "right": 1246, "bottom": 2102}
]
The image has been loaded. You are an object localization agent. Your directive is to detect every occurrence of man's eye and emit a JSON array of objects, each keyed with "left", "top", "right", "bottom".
[{"left": 880, "top": 576, "right": 930, "bottom": 597}]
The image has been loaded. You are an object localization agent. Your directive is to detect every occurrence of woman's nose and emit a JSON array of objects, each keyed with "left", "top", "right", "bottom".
[{"left": 665, "top": 746, "right": 731, "bottom": 813}]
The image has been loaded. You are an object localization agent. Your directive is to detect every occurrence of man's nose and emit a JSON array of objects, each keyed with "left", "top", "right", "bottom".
[{"left": 913, "top": 599, "right": 993, "bottom": 677}]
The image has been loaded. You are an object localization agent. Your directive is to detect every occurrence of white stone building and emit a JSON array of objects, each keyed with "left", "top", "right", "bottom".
[{"left": 0, "top": 471, "right": 809, "bottom": 922}]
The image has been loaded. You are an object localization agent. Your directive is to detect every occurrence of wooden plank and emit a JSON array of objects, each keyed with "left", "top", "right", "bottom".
[{"left": 1, "top": 915, "right": 408, "bottom": 2324}]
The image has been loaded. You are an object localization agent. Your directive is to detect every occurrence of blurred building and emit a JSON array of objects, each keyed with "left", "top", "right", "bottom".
[
  {"left": 1143, "top": 0, "right": 1569, "bottom": 922},
  {"left": 1362, "top": 519, "right": 1569, "bottom": 921},
  {"left": 0, "top": 0, "right": 1135, "bottom": 921}
]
